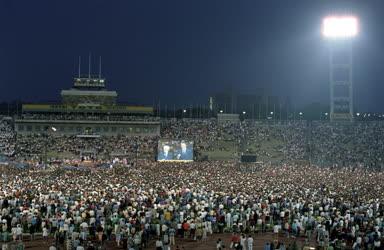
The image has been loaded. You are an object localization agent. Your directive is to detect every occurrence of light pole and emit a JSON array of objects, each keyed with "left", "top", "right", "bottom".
[{"left": 322, "top": 16, "right": 358, "bottom": 122}]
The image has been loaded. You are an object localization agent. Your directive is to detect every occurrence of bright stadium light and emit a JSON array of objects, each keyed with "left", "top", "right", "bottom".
[
  {"left": 324, "top": 15, "right": 358, "bottom": 122},
  {"left": 322, "top": 16, "right": 358, "bottom": 39}
]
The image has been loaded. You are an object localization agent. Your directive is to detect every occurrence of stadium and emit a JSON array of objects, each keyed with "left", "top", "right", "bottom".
[
  {"left": 2, "top": 3, "right": 384, "bottom": 250},
  {"left": 1, "top": 66, "right": 384, "bottom": 249}
]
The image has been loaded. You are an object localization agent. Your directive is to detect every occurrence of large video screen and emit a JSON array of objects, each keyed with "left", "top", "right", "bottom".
[{"left": 157, "top": 139, "right": 194, "bottom": 162}]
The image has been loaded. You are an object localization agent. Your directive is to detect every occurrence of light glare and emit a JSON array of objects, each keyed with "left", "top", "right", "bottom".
[{"left": 322, "top": 16, "right": 358, "bottom": 38}]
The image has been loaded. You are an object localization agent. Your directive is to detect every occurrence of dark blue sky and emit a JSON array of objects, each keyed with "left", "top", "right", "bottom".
[{"left": 1, "top": 0, "right": 384, "bottom": 111}]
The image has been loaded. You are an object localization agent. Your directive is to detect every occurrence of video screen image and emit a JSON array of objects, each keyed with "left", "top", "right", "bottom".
[{"left": 157, "top": 139, "right": 194, "bottom": 162}]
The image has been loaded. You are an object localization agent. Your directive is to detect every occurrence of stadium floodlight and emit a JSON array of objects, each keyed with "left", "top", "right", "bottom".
[
  {"left": 323, "top": 15, "right": 358, "bottom": 122},
  {"left": 322, "top": 16, "right": 358, "bottom": 39}
]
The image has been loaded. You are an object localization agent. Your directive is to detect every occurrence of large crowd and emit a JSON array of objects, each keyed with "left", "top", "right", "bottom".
[
  {"left": 1, "top": 117, "right": 384, "bottom": 250},
  {"left": 14, "top": 135, "right": 158, "bottom": 162},
  {"left": 1, "top": 119, "right": 384, "bottom": 168},
  {"left": 310, "top": 122, "right": 384, "bottom": 168},
  {"left": 238, "top": 121, "right": 308, "bottom": 163},
  {"left": 0, "top": 162, "right": 384, "bottom": 250}
]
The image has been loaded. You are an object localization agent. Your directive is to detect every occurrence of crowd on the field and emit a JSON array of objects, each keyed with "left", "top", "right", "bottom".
[{"left": 0, "top": 162, "right": 384, "bottom": 250}]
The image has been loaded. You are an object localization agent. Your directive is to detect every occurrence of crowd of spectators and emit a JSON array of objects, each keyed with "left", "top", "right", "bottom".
[
  {"left": 2, "top": 118, "right": 384, "bottom": 168},
  {"left": 1, "top": 162, "right": 384, "bottom": 249},
  {"left": 161, "top": 119, "right": 219, "bottom": 152},
  {"left": 310, "top": 122, "right": 384, "bottom": 168},
  {"left": 14, "top": 135, "right": 158, "bottom": 161},
  {"left": 239, "top": 121, "right": 307, "bottom": 163},
  {"left": 0, "top": 118, "right": 15, "bottom": 156}
]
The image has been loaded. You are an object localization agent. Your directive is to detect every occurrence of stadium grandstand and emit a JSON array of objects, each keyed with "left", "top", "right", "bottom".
[{"left": 15, "top": 75, "right": 160, "bottom": 137}]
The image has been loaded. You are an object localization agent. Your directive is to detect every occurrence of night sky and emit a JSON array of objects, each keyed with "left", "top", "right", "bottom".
[{"left": 1, "top": 0, "right": 384, "bottom": 111}]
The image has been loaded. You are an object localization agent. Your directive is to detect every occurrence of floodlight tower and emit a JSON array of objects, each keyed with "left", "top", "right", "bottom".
[{"left": 322, "top": 16, "right": 358, "bottom": 122}]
